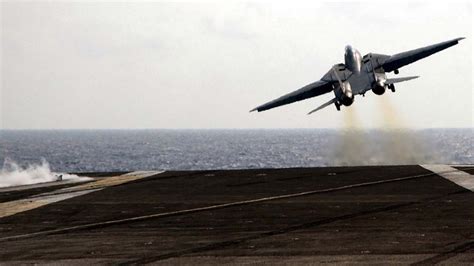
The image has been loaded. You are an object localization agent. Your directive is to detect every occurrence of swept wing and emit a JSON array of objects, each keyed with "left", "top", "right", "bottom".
[
  {"left": 250, "top": 80, "right": 333, "bottom": 112},
  {"left": 382, "top": 37, "right": 464, "bottom": 72}
]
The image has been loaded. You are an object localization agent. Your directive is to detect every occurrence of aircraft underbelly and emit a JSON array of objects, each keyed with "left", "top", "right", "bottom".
[{"left": 347, "top": 70, "right": 373, "bottom": 95}]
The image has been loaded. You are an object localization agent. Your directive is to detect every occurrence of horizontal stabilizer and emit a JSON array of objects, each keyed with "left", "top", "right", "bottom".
[
  {"left": 308, "top": 98, "right": 337, "bottom": 115},
  {"left": 385, "top": 76, "right": 419, "bottom": 84}
]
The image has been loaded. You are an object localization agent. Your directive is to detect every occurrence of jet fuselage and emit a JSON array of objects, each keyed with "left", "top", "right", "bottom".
[{"left": 250, "top": 38, "right": 464, "bottom": 114}]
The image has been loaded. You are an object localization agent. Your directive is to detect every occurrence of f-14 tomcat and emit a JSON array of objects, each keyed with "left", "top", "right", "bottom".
[{"left": 250, "top": 38, "right": 464, "bottom": 114}]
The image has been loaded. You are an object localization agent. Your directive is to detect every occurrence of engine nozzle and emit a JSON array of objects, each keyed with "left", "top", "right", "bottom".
[
  {"left": 372, "top": 84, "right": 386, "bottom": 95},
  {"left": 340, "top": 81, "right": 354, "bottom": 106},
  {"left": 372, "top": 75, "right": 387, "bottom": 95}
]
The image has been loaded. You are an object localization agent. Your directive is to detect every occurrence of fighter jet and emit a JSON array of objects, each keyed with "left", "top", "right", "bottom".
[{"left": 250, "top": 38, "right": 464, "bottom": 114}]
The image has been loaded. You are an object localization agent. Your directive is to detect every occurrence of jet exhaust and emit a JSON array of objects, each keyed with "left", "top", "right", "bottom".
[
  {"left": 329, "top": 97, "right": 443, "bottom": 166},
  {"left": 330, "top": 109, "right": 366, "bottom": 166},
  {"left": 375, "top": 96, "right": 443, "bottom": 164}
]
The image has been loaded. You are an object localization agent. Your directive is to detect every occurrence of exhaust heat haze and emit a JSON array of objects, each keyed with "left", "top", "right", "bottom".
[{"left": 330, "top": 96, "right": 441, "bottom": 166}]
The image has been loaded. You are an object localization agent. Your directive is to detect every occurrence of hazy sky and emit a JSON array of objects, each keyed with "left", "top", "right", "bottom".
[{"left": 1, "top": 1, "right": 472, "bottom": 129}]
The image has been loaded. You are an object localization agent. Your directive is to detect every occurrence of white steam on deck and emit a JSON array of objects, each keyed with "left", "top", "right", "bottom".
[{"left": 0, "top": 159, "right": 91, "bottom": 188}]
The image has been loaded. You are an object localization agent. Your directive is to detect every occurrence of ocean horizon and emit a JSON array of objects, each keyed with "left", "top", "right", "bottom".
[{"left": 1, "top": 128, "right": 472, "bottom": 172}]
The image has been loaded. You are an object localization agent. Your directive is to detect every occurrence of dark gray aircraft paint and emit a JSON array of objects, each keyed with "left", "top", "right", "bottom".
[{"left": 250, "top": 38, "right": 464, "bottom": 114}]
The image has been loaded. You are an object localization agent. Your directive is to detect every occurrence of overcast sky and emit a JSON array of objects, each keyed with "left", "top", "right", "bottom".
[{"left": 1, "top": 1, "right": 472, "bottom": 129}]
